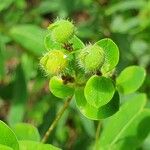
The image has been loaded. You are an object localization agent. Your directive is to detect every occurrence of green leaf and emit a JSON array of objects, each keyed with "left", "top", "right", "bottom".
[
  {"left": 10, "top": 25, "right": 47, "bottom": 56},
  {"left": 105, "top": 1, "right": 145, "bottom": 15},
  {"left": 44, "top": 34, "right": 84, "bottom": 51},
  {"left": 69, "top": 35, "right": 85, "bottom": 50},
  {"left": 0, "top": 0, "right": 14, "bottom": 11},
  {"left": 79, "top": 115, "right": 95, "bottom": 137},
  {"left": 116, "top": 66, "right": 146, "bottom": 94},
  {"left": 21, "top": 54, "right": 37, "bottom": 81},
  {"left": 26, "top": 95, "right": 51, "bottom": 126},
  {"left": 142, "top": 133, "right": 150, "bottom": 150},
  {"left": 0, "top": 120, "right": 19, "bottom": 150},
  {"left": 0, "top": 144, "right": 13, "bottom": 150},
  {"left": 44, "top": 33, "right": 61, "bottom": 50},
  {"left": 12, "top": 123, "right": 40, "bottom": 141},
  {"left": 19, "top": 140, "right": 61, "bottom": 150},
  {"left": 95, "top": 38, "right": 119, "bottom": 74},
  {"left": 100, "top": 93, "right": 150, "bottom": 149},
  {"left": 110, "top": 16, "right": 140, "bottom": 33},
  {"left": 7, "top": 65, "right": 28, "bottom": 126},
  {"left": 131, "top": 39, "right": 148, "bottom": 57},
  {"left": 75, "top": 88, "right": 119, "bottom": 120},
  {"left": 84, "top": 75, "right": 115, "bottom": 108},
  {"left": 33, "top": 0, "right": 59, "bottom": 15},
  {"left": 15, "top": 0, "right": 26, "bottom": 9},
  {"left": 49, "top": 76, "right": 74, "bottom": 99}
]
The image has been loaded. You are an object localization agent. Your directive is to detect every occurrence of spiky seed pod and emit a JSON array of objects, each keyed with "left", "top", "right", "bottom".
[
  {"left": 78, "top": 45, "right": 105, "bottom": 72},
  {"left": 40, "top": 50, "right": 67, "bottom": 75},
  {"left": 48, "top": 19, "right": 75, "bottom": 43}
]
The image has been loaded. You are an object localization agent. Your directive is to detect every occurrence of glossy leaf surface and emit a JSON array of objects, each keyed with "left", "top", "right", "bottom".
[
  {"left": 13, "top": 123, "right": 40, "bottom": 141},
  {"left": 95, "top": 38, "right": 119, "bottom": 74},
  {"left": 0, "top": 144, "right": 13, "bottom": 150},
  {"left": 19, "top": 140, "right": 61, "bottom": 150},
  {"left": 75, "top": 88, "right": 119, "bottom": 120},
  {"left": 116, "top": 66, "right": 146, "bottom": 94},
  {"left": 100, "top": 93, "right": 150, "bottom": 149},
  {"left": 44, "top": 33, "right": 61, "bottom": 50},
  {"left": 69, "top": 35, "right": 85, "bottom": 50},
  {"left": 49, "top": 76, "right": 74, "bottom": 99},
  {"left": 0, "top": 120, "right": 19, "bottom": 150},
  {"left": 84, "top": 75, "right": 115, "bottom": 108}
]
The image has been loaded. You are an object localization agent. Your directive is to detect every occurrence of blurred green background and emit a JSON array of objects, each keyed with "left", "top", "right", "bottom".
[{"left": 0, "top": 0, "right": 150, "bottom": 149}]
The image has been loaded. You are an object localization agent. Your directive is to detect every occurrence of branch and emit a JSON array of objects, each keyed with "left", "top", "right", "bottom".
[
  {"left": 95, "top": 121, "right": 101, "bottom": 150},
  {"left": 42, "top": 96, "right": 72, "bottom": 143}
]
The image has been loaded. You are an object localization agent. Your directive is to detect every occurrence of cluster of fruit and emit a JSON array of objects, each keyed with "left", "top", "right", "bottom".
[{"left": 40, "top": 19, "right": 145, "bottom": 120}]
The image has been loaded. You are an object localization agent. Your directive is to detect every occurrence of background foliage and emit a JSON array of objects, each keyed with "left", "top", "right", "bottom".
[{"left": 0, "top": 0, "right": 150, "bottom": 149}]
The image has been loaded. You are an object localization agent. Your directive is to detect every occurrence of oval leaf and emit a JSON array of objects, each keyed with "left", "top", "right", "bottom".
[
  {"left": 69, "top": 35, "right": 85, "bottom": 50},
  {"left": 84, "top": 75, "right": 115, "bottom": 108},
  {"left": 19, "top": 140, "right": 61, "bottom": 150},
  {"left": 100, "top": 93, "right": 150, "bottom": 150},
  {"left": 10, "top": 25, "right": 47, "bottom": 56},
  {"left": 0, "top": 0, "right": 14, "bottom": 11},
  {"left": 94, "top": 38, "right": 119, "bottom": 74},
  {"left": 116, "top": 66, "right": 146, "bottom": 94},
  {"left": 75, "top": 87, "right": 119, "bottom": 120},
  {"left": 0, "top": 144, "right": 13, "bottom": 150},
  {"left": 0, "top": 120, "right": 19, "bottom": 150},
  {"left": 12, "top": 123, "right": 40, "bottom": 141},
  {"left": 49, "top": 76, "right": 74, "bottom": 99},
  {"left": 44, "top": 33, "right": 61, "bottom": 50}
]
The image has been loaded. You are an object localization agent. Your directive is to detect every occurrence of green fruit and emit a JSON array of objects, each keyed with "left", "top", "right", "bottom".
[
  {"left": 78, "top": 45, "right": 105, "bottom": 72},
  {"left": 48, "top": 19, "right": 75, "bottom": 43},
  {"left": 40, "top": 50, "right": 67, "bottom": 75}
]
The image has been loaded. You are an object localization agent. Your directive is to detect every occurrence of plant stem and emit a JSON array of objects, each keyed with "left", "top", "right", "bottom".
[
  {"left": 95, "top": 121, "right": 101, "bottom": 150},
  {"left": 41, "top": 96, "right": 73, "bottom": 143}
]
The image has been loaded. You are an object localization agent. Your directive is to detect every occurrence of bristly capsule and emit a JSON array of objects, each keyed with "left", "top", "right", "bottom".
[
  {"left": 78, "top": 45, "right": 105, "bottom": 73},
  {"left": 40, "top": 50, "right": 67, "bottom": 75},
  {"left": 48, "top": 19, "right": 75, "bottom": 43}
]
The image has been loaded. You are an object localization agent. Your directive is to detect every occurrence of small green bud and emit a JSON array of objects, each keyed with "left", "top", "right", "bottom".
[
  {"left": 78, "top": 45, "right": 105, "bottom": 72},
  {"left": 48, "top": 19, "right": 75, "bottom": 43},
  {"left": 40, "top": 50, "right": 67, "bottom": 75}
]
